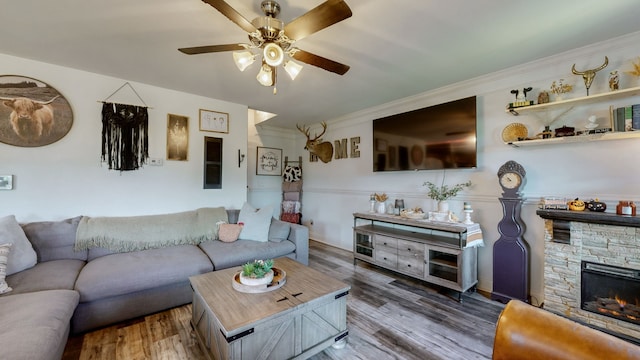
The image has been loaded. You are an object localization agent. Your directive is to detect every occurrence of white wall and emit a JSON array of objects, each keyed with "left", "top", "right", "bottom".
[
  {"left": 257, "top": 31, "right": 640, "bottom": 305},
  {"left": 246, "top": 113, "right": 300, "bottom": 214},
  {"left": 0, "top": 53, "right": 249, "bottom": 222}
]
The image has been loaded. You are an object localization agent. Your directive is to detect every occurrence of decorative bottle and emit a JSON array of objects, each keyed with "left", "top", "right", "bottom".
[{"left": 616, "top": 201, "right": 636, "bottom": 216}]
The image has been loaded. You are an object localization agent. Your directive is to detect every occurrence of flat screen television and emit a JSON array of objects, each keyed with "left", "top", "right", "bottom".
[{"left": 372, "top": 96, "right": 477, "bottom": 171}]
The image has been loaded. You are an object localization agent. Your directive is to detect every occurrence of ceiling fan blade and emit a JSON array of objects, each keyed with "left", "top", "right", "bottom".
[
  {"left": 201, "top": 0, "right": 257, "bottom": 33},
  {"left": 179, "top": 44, "right": 245, "bottom": 55},
  {"left": 284, "top": 0, "right": 352, "bottom": 41},
  {"left": 291, "top": 49, "right": 350, "bottom": 75}
]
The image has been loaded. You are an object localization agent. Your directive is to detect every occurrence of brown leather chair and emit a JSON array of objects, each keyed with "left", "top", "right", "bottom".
[{"left": 493, "top": 299, "right": 640, "bottom": 360}]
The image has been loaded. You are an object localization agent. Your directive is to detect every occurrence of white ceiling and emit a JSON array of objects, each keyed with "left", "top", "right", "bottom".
[{"left": 2, "top": 0, "right": 640, "bottom": 128}]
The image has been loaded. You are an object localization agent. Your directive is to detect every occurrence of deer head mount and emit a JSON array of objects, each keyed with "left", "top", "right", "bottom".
[
  {"left": 572, "top": 56, "right": 608, "bottom": 95},
  {"left": 296, "top": 122, "right": 333, "bottom": 163}
]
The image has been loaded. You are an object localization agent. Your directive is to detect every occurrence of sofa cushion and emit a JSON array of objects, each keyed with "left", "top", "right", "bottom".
[
  {"left": 0, "top": 215, "right": 37, "bottom": 275},
  {"left": 21, "top": 216, "right": 87, "bottom": 262},
  {"left": 0, "top": 289, "right": 79, "bottom": 360},
  {"left": 268, "top": 218, "right": 291, "bottom": 243},
  {"left": 0, "top": 244, "right": 11, "bottom": 294},
  {"left": 75, "top": 245, "right": 213, "bottom": 302},
  {"left": 199, "top": 239, "right": 295, "bottom": 270},
  {"left": 4, "top": 259, "right": 85, "bottom": 296},
  {"left": 238, "top": 203, "right": 273, "bottom": 242}
]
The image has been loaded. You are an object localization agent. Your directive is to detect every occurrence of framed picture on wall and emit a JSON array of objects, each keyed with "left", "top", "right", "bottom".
[
  {"left": 167, "top": 114, "right": 189, "bottom": 161},
  {"left": 0, "top": 175, "right": 13, "bottom": 190},
  {"left": 199, "top": 109, "right": 229, "bottom": 133},
  {"left": 256, "top": 147, "right": 282, "bottom": 176},
  {"left": 0, "top": 75, "right": 74, "bottom": 147}
]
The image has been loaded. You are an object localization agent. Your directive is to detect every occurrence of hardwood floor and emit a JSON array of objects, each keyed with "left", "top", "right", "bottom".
[{"left": 63, "top": 241, "right": 504, "bottom": 360}]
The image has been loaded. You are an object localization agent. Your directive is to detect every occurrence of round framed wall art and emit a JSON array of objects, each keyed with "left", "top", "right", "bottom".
[{"left": 0, "top": 75, "right": 73, "bottom": 147}]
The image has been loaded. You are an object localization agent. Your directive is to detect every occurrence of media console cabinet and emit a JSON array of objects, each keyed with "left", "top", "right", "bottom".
[{"left": 353, "top": 212, "right": 480, "bottom": 299}]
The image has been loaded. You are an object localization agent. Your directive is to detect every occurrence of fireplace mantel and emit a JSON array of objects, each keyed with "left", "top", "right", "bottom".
[
  {"left": 538, "top": 209, "right": 640, "bottom": 339},
  {"left": 537, "top": 209, "right": 640, "bottom": 228}
]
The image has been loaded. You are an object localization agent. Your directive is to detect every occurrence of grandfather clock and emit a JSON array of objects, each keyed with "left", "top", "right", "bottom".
[{"left": 492, "top": 160, "right": 530, "bottom": 303}]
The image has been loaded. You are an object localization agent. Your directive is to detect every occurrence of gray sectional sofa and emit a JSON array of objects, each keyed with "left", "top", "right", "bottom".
[{"left": 0, "top": 208, "right": 309, "bottom": 360}]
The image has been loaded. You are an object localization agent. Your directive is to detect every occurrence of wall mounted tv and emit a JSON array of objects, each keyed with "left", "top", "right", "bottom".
[{"left": 372, "top": 96, "right": 477, "bottom": 172}]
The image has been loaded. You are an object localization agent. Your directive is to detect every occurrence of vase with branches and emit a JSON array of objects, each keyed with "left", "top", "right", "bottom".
[{"left": 423, "top": 172, "right": 472, "bottom": 212}]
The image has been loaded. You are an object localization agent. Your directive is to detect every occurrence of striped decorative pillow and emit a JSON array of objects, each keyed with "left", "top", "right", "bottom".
[{"left": 0, "top": 244, "right": 12, "bottom": 294}]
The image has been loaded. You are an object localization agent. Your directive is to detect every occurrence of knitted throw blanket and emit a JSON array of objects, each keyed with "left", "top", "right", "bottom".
[{"left": 75, "top": 207, "right": 228, "bottom": 253}]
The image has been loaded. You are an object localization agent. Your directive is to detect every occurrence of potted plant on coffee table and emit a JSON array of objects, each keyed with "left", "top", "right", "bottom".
[{"left": 239, "top": 259, "right": 275, "bottom": 286}]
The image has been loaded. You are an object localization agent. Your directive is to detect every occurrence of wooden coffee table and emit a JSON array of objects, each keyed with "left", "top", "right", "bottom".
[{"left": 190, "top": 257, "right": 350, "bottom": 360}]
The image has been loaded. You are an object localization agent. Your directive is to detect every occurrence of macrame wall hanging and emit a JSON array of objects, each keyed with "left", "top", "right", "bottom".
[{"left": 99, "top": 82, "right": 150, "bottom": 171}]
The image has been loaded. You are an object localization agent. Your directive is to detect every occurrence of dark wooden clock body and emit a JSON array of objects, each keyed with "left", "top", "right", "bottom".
[{"left": 492, "top": 161, "right": 530, "bottom": 303}]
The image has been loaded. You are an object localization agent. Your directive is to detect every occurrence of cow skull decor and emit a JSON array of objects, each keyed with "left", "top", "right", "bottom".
[
  {"left": 296, "top": 122, "right": 333, "bottom": 163},
  {"left": 572, "top": 56, "right": 608, "bottom": 95}
]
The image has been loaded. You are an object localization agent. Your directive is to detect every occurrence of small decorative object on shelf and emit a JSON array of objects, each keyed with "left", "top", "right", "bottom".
[
  {"left": 550, "top": 78, "right": 573, "bottom": 101},
  {"left": 508, "top": 87, "right": 534, "bottom": 109},
  {"left": 400, "top": 207, "right": 425, "bottom": 219},
  {"left": 537, "top": 90, "right": 550, "bottom": 104},
  {"left": 463, "top": 202, "right": 474, "bottom": 225},
  {"left": 394, "top": 199, "right": 405, "bottom": 215},
  {"left": 584, "top": 115, "right": 598, "bottom": 130},
  {"left": 554, "top": 125, "right": 575, "bottom": 137},
  {"left": 568, "top": 198, "right": 586, "bottom": 211},
  {"left": 541, "top": 197, "right": 568, "bottom": 210},
  {"left": 240, "top": 259, "right": 274, "bottom": 286},
  {"left": 609, "top": 70, "right": 619, "bottom": 91},
  {"left": 374, "top": 193, "right": 388, "bottom": 214},
  {"left": 586, "top": 198, "right": 607, "bottom": 212},
  {"left": 616, "top": 201, "right": 636, "bottom": 216},
  {"left": 625, "top": 57, "right": 640, "bottom": 85},
  {"left": 571, "top": 56, "right": 608, "bottom": 96},
  {"left": 369, "top": 194, "right": 376, "bottom": 213}
]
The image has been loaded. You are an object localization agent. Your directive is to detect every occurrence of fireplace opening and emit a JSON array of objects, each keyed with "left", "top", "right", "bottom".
[{"left": 581, "top": 261, "right": 640, "bottom": 326}]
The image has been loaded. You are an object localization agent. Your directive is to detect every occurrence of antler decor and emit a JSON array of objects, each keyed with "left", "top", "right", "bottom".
[
  {"left": 296, "top": 122, "right": 334, "bottom": 163},
  {"left": 572, "top": 56, "right": 608, "bottom": 95}
]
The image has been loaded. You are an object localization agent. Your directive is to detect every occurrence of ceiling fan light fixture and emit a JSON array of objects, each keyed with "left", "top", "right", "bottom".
[
  {"left": 232, "top": 50, "right": 256, "bottom": 71},
  {"left": 256, "top": 63, "right": 274, "bottom": 86},
  {"left": 263, "top": 43, "right": 284, "bottom": 67},
  {"left": 284, "top": 59, "right": 303, "bottom": 80}
]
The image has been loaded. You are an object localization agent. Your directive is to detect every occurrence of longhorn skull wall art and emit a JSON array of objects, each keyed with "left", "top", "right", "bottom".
[
  {"left": 572, "top": 56, "right": 608, "bottom": 95},
  {"left": 296, "top": 122, "right": 333, "bottom": 163}
]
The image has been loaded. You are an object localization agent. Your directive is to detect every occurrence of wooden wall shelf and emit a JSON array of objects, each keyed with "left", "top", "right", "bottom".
[
  {"left": 506, "top": 131, "right": 640, "bottom": 147},
  {"left": 506, "top": 86, "right": 640, "bottom": 116}
]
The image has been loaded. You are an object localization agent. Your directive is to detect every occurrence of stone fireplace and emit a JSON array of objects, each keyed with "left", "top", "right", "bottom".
[{"left": 538, "top": 209, "right": 640, "bottom": 339}]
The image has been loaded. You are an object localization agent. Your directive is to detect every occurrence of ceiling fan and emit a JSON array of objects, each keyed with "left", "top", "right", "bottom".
[{"left": 179, "top": 0, "right": 352, "bottom": 93}]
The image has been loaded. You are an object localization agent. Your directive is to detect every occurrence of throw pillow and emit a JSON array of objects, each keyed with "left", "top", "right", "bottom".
[
  {"left": 283, "top": 165, "right": 302, "bottom": 182},
  {"left": 0, "top": 243, "right": 12, "bottom": 294},
  {"left": 238, "top": 203, "right": 274, "bottom": 242},
  {"left": 268, "top": 218, "right": 291, "bottom": 243},
  {"left": 218, "top": 223, "right": 243, "bottom": 243},
  {"left": 0, "top": 215, "right": 37, "bottom": 275}
]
